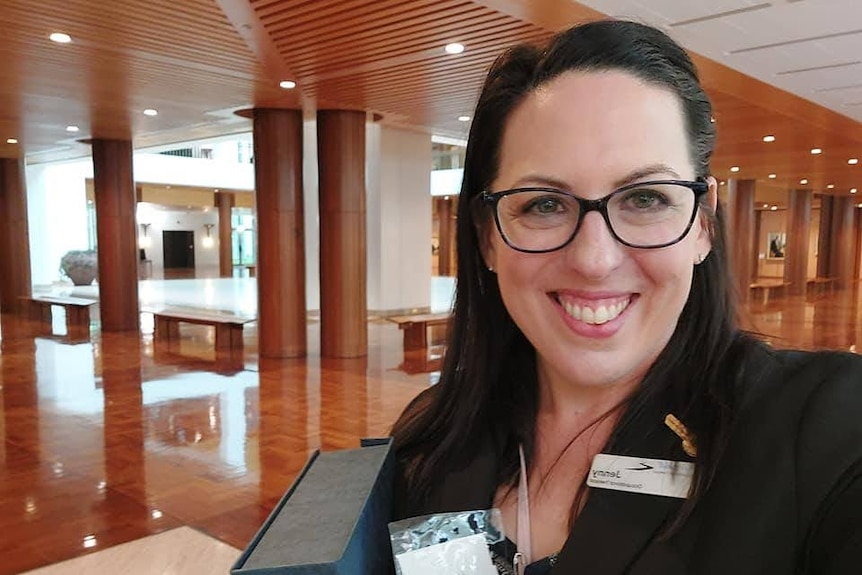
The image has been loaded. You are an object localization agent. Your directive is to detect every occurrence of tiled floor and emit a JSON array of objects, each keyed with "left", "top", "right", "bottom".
[
  {"left": 2, "top": 278, "right": 860, "bottom": 574},
  {"left": 18, "top": 527, "right": 240, "bottom": 575}
]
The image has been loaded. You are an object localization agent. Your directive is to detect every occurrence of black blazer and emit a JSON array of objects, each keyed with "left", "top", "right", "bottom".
[{"left": 393, "top": 347, "right": 862, "bottom": 574}]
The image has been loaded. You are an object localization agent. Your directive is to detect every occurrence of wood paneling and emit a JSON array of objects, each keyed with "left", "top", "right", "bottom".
[
  {"left": 725, "top": 179, "right": 756, "bottom": 302},
  {"left": 817, "top": 196, "right": 834, "bottom": 279},
  {"left": 0, "top": 159, "right": 32, "bottom": 313},
  {"left": 783, "top": 190, "right": 812, "bottom": 295},
  {"left": 92, "top": 139, "right": 139, "bottom": 332},
  {"left": 253, "top": 108, "right": 307, "bottom": 358},
  {"left": 830, "top": 197, "right": 858, "bottom": 289},
  {"left": 318, "top": 110, "right": 367, "bottom": 358},
  {"left": 216, "top": 192, "right": 235, "bottom": 278}
]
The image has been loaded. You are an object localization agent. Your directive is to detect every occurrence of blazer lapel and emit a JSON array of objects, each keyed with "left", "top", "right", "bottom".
[{"left": 552, "top": 414, "right": 689, "bottom": 574}]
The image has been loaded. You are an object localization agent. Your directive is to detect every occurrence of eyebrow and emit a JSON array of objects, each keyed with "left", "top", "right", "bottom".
[{"left": 508, "top": 163, "right": 684, "bottom": 192}]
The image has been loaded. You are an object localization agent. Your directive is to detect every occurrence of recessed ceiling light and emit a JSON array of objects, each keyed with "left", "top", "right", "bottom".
[
  {"left": 827, "top": 184, "right": 835, "bottom": 189},
  {"left": 49, "top": 32, "right": 72, "bottom": 44},
  {"left": 810, "top": 148, "right": 822, "bottom": 155},
  {"left": 762, "top": 203, "right": 769, "bottom": 208},
  {"left": 66, "top": 125, "right": 79, "bottom": 133},
  {"left": 710, "top": 116, "right": 716, "bottom": 123},
  {"left": 719, "top": 180, "right": 725, "bottom": 185},
  {"left": 762, "top": 135, "right": 775, "bottom": 142},
  {"left": 800, "top": 178, "right": 809, "bottom": 184},
  {"left": 852, "top": 188, "right": 858, "bottom": 194},
  {"left": 444, "top": 43, "right": 465, "bottom": 54},
  {"left": 850, "top": 158, "right": 859, "bottom": 165},
  {"left": 143, "top": 109, "right": 158, "bottom": 116},
  {"left": 730, "top": 166, "right": 740, "bottom": 172},
  {"left": 457, "top": 115, "right": 471, "bottom": 122},
  {"left": 279, "top": 80, "right": 296, "bottom": 89},
  {"left": 770, "top": 205, "right": 778, "bottom": 211},
  {"left": 6, "top": 138, "right": 18, "bottom": 144},
  {"left": 768, "top": 173, "right": 777, "bottom": 179}
]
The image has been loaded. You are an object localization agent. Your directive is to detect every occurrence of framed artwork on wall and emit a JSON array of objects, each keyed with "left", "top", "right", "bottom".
[{"left": 767, "top": 232, "right": 786, "bottom": 260}]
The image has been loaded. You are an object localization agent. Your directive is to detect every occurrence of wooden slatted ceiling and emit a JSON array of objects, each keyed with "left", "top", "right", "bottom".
[
  {"left": 251, "top": 0, "right": 551, "bottom": 131},
  {"left": 0, "top": 0, "right": 299, "bottom": 160},
  {"left": 0, "top": 0, "right": 858, "bottom": 197}
]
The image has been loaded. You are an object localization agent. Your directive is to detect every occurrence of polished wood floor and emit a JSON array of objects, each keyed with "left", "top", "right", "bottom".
[{"left": 0, "top": 285, "right": 860, "bottom": 574}]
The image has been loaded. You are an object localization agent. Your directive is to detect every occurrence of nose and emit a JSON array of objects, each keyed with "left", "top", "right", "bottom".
[{"left": 562, "top": 210, "right": 625, "bottom": 279}]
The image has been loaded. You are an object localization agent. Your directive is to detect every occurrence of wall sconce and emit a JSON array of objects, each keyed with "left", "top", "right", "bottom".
[
  {"left": 139, "top": 223, "right": 152, "bottom": 249},
  {"left": 202, "top": 223, "right": 215, "bottom": 248}
]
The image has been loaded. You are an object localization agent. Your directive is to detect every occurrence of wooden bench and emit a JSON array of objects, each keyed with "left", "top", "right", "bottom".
[
  {"left": 749, "top": 281, "right": 791, "bottom": 306},
  {"left": 388, "top": 312, "right": 450, "bottom": 352},
  {"left": 150, "top": 308, "right": 255, "bottom": 353},
  {"left": 25, "top": 295, "right": 97, "bottom": 337},
  {"left": 806, "top": 277, "right": 836, "bottom": 298}
]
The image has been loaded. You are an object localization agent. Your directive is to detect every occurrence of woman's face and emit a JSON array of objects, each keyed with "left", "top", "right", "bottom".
[{"left": 484, "top": 70, "right": 716, "bottom": 395}]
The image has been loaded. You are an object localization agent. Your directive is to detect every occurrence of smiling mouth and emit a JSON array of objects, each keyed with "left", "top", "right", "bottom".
[{"left": 554, "top": 295, "right": 632, "bottom": 325}]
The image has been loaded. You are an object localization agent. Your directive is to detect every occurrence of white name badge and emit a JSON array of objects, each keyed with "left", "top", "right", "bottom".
[
  {"left": 396, "top": 533, "right": 497, "bottom": 575},
  {"left": 587, "top": 454, "right": 694, "bottom": 499}
]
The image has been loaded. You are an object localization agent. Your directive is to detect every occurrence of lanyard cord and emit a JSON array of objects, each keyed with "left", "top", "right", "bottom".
[{"left": 517, "top": 444, "right": 532, "bottom": 566}]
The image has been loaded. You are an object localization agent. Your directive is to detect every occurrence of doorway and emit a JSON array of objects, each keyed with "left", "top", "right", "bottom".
[{"left": 163, "top": 230, "right": 196, "bottom": 277}]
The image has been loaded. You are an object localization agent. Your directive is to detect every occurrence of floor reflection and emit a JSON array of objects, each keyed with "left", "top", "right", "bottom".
[{"left": 3, "top": 280, "right": 860, "bottom": 573}]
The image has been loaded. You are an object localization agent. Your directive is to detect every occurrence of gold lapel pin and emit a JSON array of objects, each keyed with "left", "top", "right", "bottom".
[{"left": 664, "top": 414, "right": 697, "bottom": 458}]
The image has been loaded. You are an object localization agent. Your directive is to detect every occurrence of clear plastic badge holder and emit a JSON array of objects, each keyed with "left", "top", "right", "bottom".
[{"left": 389, "top": 509, "right": 504, "bottom": 575}]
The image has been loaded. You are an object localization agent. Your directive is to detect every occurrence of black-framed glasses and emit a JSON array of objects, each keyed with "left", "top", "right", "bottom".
[{"left": 479, "top": 179, "right": 709, "bottom": 253}]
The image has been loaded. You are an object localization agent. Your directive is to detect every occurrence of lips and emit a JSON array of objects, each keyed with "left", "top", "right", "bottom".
[{"left": 554, "top": 293, "right": 632, "bottom": 326}]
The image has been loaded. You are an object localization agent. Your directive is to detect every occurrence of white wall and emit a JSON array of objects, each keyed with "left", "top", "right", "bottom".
[
  {"left": 366, "top": 124, "right": 432, "bottom": 312},
  {"left": 26, "top": 160, "right": 92, "bottom": 285},
  {"left": 136, "top": 207, "right": 220, "bottom": 278},
  {"left": 302, "top": 119, "right": 321, "bottom": 311}
]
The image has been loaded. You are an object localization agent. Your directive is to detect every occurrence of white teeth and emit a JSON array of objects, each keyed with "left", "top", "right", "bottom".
[{"left": 560, "top": 297, "right": 630, "bottom": 325}]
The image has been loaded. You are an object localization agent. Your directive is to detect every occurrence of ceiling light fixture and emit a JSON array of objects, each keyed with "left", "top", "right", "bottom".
[
  {"left": 444, "top": 43, "right": 465, "bottom": 54},
  {"left": 768, "top": 173, "right": 777, "bottom": 179},
  {"left": 800, "top": 178, "right": 809, "bottom": 184},
  {"left": 762, "top": 203, "right": 769, "bottom": 208},
  {"left": 852, "top": 188, "right": 858, "bottom": 194},
  {"left": 850, "top": 158, "right": 859, "bottom": 165},
  {"left": 770, "top": 205, "right": 778, "bottom": 211},
  {"left": 730, "top": 166, "right": 740, "bottom": 172},
  {"left": 762, "top": 135, "right": 775, "bottom": 142},
  {"left": 810, "top": 148, "right": 822, "bottom": 155},
  {"left": 827, "top": 184, "right": 835, "bottom": 189},
  {"left": 279, "top": 80, "right": 296, "bottom": 89},
  {"left": 457, "top": 115, "right": 471, "bottom": 122},
  {"left": 6, "top": 138, "right": 17, "bottom": 144},
  {"left": 143, "top": 109, "right": 158, "bottom": 116},
  {"left": 66, "top": 125, "right": 79, "bottom": 133},
  {"left": 49, "top": 32, "right": 72, "bottom": 44}
]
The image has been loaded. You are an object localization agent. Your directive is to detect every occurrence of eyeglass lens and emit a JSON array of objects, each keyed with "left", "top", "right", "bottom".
[{"left": 495, "top": 183, "right": 697, "bottom": 251}]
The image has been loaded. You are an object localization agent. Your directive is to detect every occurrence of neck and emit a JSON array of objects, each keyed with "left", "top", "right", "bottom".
[{"left": 536, "top": 357, "right": 640, "bottom": 426}]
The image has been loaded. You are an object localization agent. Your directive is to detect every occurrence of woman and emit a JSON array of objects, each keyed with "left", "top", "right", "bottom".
[{"left": 391, "top": 20, "right": 862, "bottom": 574}]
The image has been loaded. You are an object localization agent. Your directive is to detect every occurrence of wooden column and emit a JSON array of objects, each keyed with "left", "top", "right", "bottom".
[
  {"left": 92, "top": 139, "right": 139, "bottom": 332},
  {"left": 816, "top": 195, "right": 833, "bottom": 278},
  {"left": 438, "top": 197, "right": 454, "bottom": 276},
  {"left": 318, "top": 110, "right": 367, "bottom": 358},
  {"left": 725, "top": 179, "right": 756, "bottom": 303},
  {"left": 783, "top": 189, "right": 812, "bottom": 295},
  {"left": 253, "top": 108, "right": 306, "bottom": 358},
  {"left": 215, "top": 192, "right": 235, "bottom": 278},
  {"left": 0, "top": 158, "right": 32, "bottom": 314},
  {"left": 830, "top": 196, "right": 857, "bottom": 289}
]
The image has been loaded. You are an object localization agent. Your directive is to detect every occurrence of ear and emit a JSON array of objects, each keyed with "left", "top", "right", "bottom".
[
  {"left": 478, "top": 221, "right": 498, "bottom": 272},
  {"left": 694, "top": 176, "right": 718, "bottom": 259}
]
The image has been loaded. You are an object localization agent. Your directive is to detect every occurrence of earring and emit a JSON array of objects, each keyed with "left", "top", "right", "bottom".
[
  {"left": 696, "top": 253, "right": 706, "bottom": 265},
  {"left": 488, "top": 266, "right": 495, "bottom": 273}
]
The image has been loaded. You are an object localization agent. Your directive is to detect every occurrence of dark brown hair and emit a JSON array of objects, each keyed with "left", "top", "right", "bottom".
[{"left": 393, "top": 19, "right": 750, "bottom": 534}]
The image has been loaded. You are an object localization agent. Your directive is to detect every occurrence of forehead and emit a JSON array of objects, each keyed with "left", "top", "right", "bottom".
[{"left": 496, "top": 70, "right": 692, "bottom": 188}]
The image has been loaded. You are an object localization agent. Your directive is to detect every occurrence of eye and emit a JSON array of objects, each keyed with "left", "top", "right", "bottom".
[
  {"left": 524, "top": 195, "right": 565, "bottom": 215},
  {"left": 621, "top": 189, "right": 670, "bottom": 211}
]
